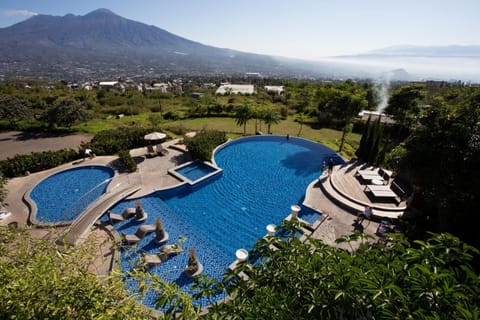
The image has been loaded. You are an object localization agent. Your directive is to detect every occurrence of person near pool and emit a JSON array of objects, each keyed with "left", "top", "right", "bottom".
[
  {"left": 355, "top": 206, "right": 372, "bottom": 224},
  {"left": 327, "top": 158, "right": 334, "bottom": 176}
]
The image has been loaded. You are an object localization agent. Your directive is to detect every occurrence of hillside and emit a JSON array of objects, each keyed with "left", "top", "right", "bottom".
[{"left": 0, "top": 9, "right": 304, "bottom": 79}]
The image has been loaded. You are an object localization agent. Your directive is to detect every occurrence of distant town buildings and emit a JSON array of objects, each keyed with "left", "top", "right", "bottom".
[
  {"left": 215, "top": 84, "right": 255, "bottom": 95},
  {"left": 264, "top": 85, "right": 284, "bottom": 95},
  {"left": 245, "top": 72, "right": 262, "bottom": 79},
  {"left": 99, "top": 81, "right": 124, "bottom": 91}
]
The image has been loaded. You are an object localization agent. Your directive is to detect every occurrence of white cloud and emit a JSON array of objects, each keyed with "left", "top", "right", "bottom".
[{"left": 2, "top": 9, "right": 38, "bottom": 17}]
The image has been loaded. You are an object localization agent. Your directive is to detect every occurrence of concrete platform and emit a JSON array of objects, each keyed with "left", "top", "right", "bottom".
[{"left": 306, "top": 161, "right": 406, "bottom": 221}]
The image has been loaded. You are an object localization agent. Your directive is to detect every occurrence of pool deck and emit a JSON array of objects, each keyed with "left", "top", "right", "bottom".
[{"left": 2, "top": 138, "right": 401, "bottom": 273}]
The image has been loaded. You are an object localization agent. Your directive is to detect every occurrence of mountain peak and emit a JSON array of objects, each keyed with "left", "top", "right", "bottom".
[{"left": 85, "top": 8, "right": 117, "bottom": 17}]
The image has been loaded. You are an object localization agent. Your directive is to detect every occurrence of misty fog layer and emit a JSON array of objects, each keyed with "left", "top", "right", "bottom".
[{"left": 317, "top": 56, "right": 480, "bottom": 83}]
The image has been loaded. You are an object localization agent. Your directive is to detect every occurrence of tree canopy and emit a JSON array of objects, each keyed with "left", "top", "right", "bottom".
[
  {"left": 0, "top": 95, "right": 32, "bottom": 125},
  {"left": 385, "top": 84, "right": 425, "bottom": 129},
  {"left": 0, "top": 226, "right": 150, "bottom": 320},
  {"left": 199, "top": 223, "right": 480, "bottom": 319},
  {"left": 40, "top": 98, "right": 90, "bottom": 128},
  {"left": 233, "top": 103, "right": 253, "bottom": 135}
]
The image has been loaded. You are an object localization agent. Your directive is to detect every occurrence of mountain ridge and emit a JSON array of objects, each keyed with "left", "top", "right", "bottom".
[
  {"left": 0, "top": 9, "right": 479, "bottom": 81},
  {"left": 0, "top": 9, "right": 300, "bottom": 79}
]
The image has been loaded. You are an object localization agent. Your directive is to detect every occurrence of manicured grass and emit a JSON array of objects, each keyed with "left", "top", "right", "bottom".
[{"left": 73, "top": 115, "right": 360, "bottom": 159}]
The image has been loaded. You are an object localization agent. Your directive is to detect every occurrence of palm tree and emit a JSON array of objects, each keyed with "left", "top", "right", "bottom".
[
  {"left": 295, "top": 112, "right": 308, "bottom": 136},
  {"left": 234, "top": 103, "right": 253, "bottom": 135},
  {"left": 252, "top": 105, "right": 263, "bottom": 133},
  {"left": 338, "top": 122, "right": 353, "bottom": 153},
  {"left": 262, "top": 108, "right": 281, "bottom": 134}
]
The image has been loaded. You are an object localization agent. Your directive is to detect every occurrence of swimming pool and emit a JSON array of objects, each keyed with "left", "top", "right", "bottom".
[
  {"left": 29, "top": 165, "right": 114, "bottom": 224},
  {"left": 169, "top": 160, "right": 222, "bottom": 185},
  {"left": 106, "top": 135, "right": 343, "bottom": 309}
]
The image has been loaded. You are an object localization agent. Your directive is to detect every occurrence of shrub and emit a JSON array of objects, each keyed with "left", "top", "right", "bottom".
[
  {"left": 183, "top": 130, "right": 227, "bottom": 161},
  {"left": 117, "top": 150, "right": 137, "bottom": 172},
  {"left": 163, "top": 110, "right": 179, "bottom": 120},
  {"left": 0, "top": 149, "right": 80, "bottom": 178},
  {"left": 165, "top": 124, "right": 188, "bottom": 136},
  {"left": 87, "top": 127, "right": 151, "bottom": 155}
]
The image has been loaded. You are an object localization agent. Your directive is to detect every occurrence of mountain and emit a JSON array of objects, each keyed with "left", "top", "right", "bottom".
[
  {"left": 0, "top": 9, "right": 479, "bottom": 82},
  {"left": 0, "top": 9, "right": 312, "bottom": 79}
]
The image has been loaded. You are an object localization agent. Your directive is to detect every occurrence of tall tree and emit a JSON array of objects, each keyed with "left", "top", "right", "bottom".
[
  {"left": 385, "top": 84, "right": 425, "bottom": 129},
  {"left": 295, "top": 112, "right": 308, "bottom": 136},
  {"left": 317, "top": 87, "right": 367, "bottom": 124},
  {"left": 355, "top": 115, "right": 372, "bottom": 159},
  {"left": 338, "top": 122, "right": 353, "bottom": 153},
  {"left": 41, "top": 98, "right": 90, "bottom": 128},
  {"left": 0, "top": 95, "right": 32, "bottom": 126},
  {"left": 234, "top": 103, "right": 253, "bottom": 135},
  {"left": 262, "top": 108, "right": 281, "bottom": 134}
]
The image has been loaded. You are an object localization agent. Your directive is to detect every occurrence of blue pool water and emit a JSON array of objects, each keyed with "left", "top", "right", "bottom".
[
  {"left": 30, "top": 166, "right": 114, "bottom": 223},
  {"left": 173, "top": 160, "right": 220, "bottom": 182},
  {"left": 105, "top": 136, "right": 343, "bottom": 309}
]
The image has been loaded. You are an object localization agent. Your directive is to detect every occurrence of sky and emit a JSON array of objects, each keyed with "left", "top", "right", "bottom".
[{"left": 0, "top": 0, "right": 479, "bottom": 60}]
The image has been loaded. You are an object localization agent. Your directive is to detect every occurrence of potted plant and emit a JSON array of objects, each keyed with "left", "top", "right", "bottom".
[
  {"left": 134, "top": 200, "right": 147, "bottom": 221},
  {"left": 155, "top": 217, "right": 169, "bottom": 243},
  {"left": 185, "top": 247, "right": 203, "bottom": 277}
]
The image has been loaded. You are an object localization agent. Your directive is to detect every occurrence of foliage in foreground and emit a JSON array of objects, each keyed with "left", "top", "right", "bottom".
[
  {"left": 1, "top": 222, "right": 479, "bottom": 319},
  {"left": 0, "top": 172, "right": 7, "bottom": 204},
  {"left": 0, "top": 226, "right": 150, "bottom": 320},
  {"left": 198, "top": 222, "right": 480, "bottom": 319}
]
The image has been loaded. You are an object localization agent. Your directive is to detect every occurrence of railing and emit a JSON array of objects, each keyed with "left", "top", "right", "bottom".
[
  {"left": 60, "top": 178, "right": 112, "bottom": 221},
  {"left": 64, "top": 172, "right": 143, "bottom": 245}
]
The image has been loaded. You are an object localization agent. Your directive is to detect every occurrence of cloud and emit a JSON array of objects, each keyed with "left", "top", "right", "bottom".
[{"left": 2, "top": 9, "right": 38, "bottom": 17}]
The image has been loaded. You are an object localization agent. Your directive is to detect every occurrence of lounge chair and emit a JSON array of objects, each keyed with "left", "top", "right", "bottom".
[
  {"left": 108, "top": 208, "right": 136, "bottom": 224},
  {"left": 146, "top": 145, "right": 156, "bottom": 158},
  {"left": 121, "top": 224, "right": 156, "bottom": 245},
  {"left": 364, "top": 184, "right": 398, "bottom": 199},
  {"left": 155, "top": 144, "right": 169, "bottom": 156},
  {"left": 142, "top": 244, "right": 184, "bottom": 266}
]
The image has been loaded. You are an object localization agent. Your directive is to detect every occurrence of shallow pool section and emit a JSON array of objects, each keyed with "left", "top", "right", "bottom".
[
  {"left": 169, "top": 160, "right": 222, "bottom": 185},
  {"left": 29, "top": 165, "right": 114, "bottom": 224},
  {"left": 106, "top": 136, "right": 343, "bottom": 309}
]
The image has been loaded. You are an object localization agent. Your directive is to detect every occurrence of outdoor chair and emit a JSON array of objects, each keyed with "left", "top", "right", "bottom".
[
  {"left": 108, "top": 208, "right": 136, "bottom": 224},
  {"left": 122, "top": 224, "right": 156, "bottom": 245},
  {"left": 156, "top": 144, "right": 169, "bottom": 156},
  {"left": 146, "top": 145, "right": 156, "bottom": 158}
]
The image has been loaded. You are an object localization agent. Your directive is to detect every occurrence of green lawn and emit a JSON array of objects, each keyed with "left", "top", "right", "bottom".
[{"left": 74, "top": 115, "right": 360, "bottom": 159}]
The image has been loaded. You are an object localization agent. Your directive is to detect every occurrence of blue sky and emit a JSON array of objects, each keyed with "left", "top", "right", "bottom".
[{"left": 1, "top": 0, "right": 479, "bottom": 60}]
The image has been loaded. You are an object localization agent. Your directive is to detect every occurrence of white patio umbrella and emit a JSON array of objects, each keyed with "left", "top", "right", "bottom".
[{"left": 144, "top": 132, "right": 167, "bottom": 141}]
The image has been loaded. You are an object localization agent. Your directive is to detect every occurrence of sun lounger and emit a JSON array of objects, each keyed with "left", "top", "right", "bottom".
[
  {"left": 357, "top": 168, "right": 379, "bottom": 175},
  {"left": 108, "top": 208, "right": 136, "bottom": 224},
  {"left": 155, "top": 144, "right": 169, "bottom": 156},
  {"left": 142, "top": 244, "right": 184, "bottom": 266},
  {"left": 122, "top": 224, "right": 156, "bottom": 245},
  {"left": 365, "top": 185, "right": 398, "bottom": 198},
  {"left": 146, "top": 145, "right": 156, "bottom": 158},
  {"left": 358, "top": 171, "right": 384, "bottom": 182}
]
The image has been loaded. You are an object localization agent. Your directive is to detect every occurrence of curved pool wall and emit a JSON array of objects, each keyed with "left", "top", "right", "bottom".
[
  {"left": 105, "top": 135, "right": 344, "bottom": 309},
  {"left": 27, "top": 165, "right": 115, "bottom": 225}
]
